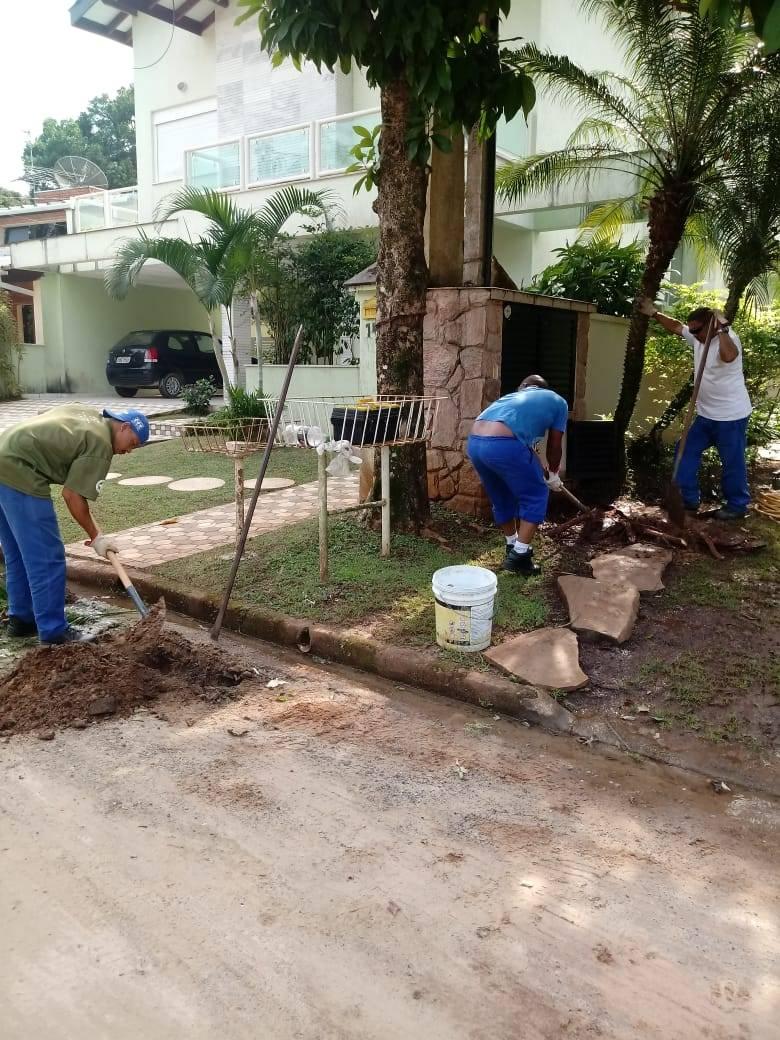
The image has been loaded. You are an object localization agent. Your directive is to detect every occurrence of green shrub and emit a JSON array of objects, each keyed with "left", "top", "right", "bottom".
[
  {"left": 0, "top": 291, "right": 23, "bottom": 401},
  {"left": 527, "top": 239, "right": 645, "bottom": 317},
  {"left": 181, "top": 377, "right": 216, "bottom": 415}
]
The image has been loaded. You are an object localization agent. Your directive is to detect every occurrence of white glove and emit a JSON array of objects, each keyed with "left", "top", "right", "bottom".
[
  {"left": 635, "top": 296, "right": 657, "bottom": 317},
  {"left": 545, "top": 471, "right": 563, "bottom": 491},
  {"left": 90, "top": 533, "right": 119, "bottom": 559}
]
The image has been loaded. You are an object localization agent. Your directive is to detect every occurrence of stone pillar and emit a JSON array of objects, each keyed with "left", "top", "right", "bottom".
[
  {"left": 428, "top": 131, "right": 465, "bottom": 288},
  {"left": 423, "top": 288, "right": 502, "bottom": 518}
]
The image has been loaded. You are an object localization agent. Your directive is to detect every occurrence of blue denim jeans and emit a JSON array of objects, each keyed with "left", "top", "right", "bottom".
[
  {"left": 467, "top": 435, "right": 549, "bottom": 524},
  {"left": 0, "top": 483, "right": 68, "bottom": 641},
  {"left": 676, "top": 415, "right": 750, "bottom": 512}
]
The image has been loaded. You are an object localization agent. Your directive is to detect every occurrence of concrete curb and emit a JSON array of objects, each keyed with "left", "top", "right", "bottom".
[{"left": 65, "top": 557, "right": 575, "bottom": 734}]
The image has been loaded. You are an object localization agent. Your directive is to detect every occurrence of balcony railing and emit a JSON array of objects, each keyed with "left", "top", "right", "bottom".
[
  {"left": 68, "top": 106, "right": 530, "bottom": 233},
  {"left": 73, "top": 186, "right": 139, "bottom": 233}
]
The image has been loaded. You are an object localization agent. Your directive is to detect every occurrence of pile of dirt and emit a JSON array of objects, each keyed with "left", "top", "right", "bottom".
[{"left": 0, "top": 605, "right": 251, "bottom": 736}]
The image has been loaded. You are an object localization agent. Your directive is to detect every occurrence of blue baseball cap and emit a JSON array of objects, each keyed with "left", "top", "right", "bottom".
[{"left": 103, "top": 408, "right": 150, "bottom": 445}]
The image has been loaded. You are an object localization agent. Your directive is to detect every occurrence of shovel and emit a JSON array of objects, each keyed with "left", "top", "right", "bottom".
[
  {"left": 665, "top": 312, "right": 717, "bottom": 528},
  {"left": 106, "top": 550, "right": 149, "bottom": 618}
]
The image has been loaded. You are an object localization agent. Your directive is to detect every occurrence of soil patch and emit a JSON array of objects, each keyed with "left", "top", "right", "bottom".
[{"left": 0, "top": 605, "right": 252, "bottom": 735}]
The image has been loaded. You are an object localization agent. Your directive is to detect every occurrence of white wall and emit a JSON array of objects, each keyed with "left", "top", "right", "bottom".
[{"left": 133, "top": 13, "right": 217, "bottom": 221}]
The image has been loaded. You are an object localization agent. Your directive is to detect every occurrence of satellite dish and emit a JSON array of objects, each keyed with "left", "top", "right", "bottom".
[{"left": 53, "top": 156, "right": 109, "bottom": 190}]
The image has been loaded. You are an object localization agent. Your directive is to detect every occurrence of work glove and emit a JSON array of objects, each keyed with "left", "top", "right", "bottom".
[
  {"left": 545, "top": 471, "right": 563, "bottom": 491},
  {"left": 89, "top": 533, "right": 119, "bottom": 560},
  {"left": 635, "top": 296, "right": 657, "bottom": 317}
]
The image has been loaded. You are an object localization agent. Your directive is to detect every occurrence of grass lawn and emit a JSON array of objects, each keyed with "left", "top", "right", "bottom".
[
  {"left": 154, "top": 508, "right": 576, "bottom": 649},
  {"left": 54, "top": 439, "right": 318, "bottom": 544}
]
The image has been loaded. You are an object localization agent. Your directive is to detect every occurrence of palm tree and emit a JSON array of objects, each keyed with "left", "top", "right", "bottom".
[
  {"left": 105, "top": 185, "right": 332, "bottom": 390},
  {"left": 496, "top": 0, "right": 772, "bottom": 443}
]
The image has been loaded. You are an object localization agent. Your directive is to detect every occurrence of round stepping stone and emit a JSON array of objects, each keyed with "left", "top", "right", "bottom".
[
  {"left": 117, "top": 475, "right": 172, "bottom": 487},
  {"left": 557, "top": 574, "right": 639, "bottom": 644},
  {"left": 106, "top": 472, "right": 121, "bottom": 480},
  {"left": 168, "top": 477, "right": 225, "bottom": 492},
  {"left": 484, "top": 628, "right": 588, "bottom": 691},
  {"left": 244, "top": 476, "right": 295, "bottom": 492}
]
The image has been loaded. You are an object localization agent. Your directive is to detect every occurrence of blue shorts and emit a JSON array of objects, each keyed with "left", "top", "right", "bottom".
[{"left": 467, "top": 435, "right": 549, "bottom": 525}]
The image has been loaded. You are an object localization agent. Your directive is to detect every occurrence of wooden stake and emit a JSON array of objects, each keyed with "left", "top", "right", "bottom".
[
  {"left": 318, "top": 450, "right": 329, "bottom": 581},
  {"left": 380, "top": 445, "right": 391, "bottom": 558},
  {"left": 234, "top": 457, "right": 245, "bottom": 547}
]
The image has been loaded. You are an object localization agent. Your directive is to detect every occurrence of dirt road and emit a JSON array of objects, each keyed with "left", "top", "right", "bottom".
[{"left": 1, "top": 625, "right": 777, "bottom": 1039}]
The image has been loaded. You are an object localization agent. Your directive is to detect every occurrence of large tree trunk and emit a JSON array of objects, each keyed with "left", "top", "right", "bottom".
[
  {"left": 374, "top": 77, "right": 430, "bottom": 530},
  {"left": 614, "top": 188, "right": 692, "bottom": 436},
  {"left": 208, "top": 313, "right": 232, "bottom": 401},
  {"left": 724, "top": 275, "right": 749, "bottom": 323}
]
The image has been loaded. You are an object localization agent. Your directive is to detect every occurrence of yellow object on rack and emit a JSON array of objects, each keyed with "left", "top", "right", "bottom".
[
  {"left": 355, "top": 396, "right": 381, "bottom": 410},
  {"left": 755, "top": 490, "right": 780, "bottom": 521}
]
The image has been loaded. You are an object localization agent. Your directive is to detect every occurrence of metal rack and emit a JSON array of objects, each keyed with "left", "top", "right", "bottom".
[
  {"left": 263, "top": 395, "right": 442, "bottom": 579},
  {"left": 179, "top": 418, "right": 270, "bottom": 545}
]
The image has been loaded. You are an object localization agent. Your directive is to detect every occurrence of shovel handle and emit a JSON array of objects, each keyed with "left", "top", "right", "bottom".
[
  {"left": 556, "top": 483, "right": 590, "bottom": 514},
  {"left": 107, "top": 551, "right": 149, "bottom": 617}
]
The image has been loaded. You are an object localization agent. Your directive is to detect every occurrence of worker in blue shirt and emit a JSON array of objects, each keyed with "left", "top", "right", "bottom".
[{"left": 467, "top": 375, "right": 568, "bottom": 576}]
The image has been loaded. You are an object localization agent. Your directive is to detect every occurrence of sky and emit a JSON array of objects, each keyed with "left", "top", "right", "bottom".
[{"left": 0, "top": 0, "right": 134, "bottom": 193}]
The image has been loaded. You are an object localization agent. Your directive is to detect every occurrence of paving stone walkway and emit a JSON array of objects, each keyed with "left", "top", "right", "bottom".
[
  {"left": 0, "top": 394, "right": 187, "bottom": 436},
  {"left": 65, "top": 474, "right": 359, "bottom": 569}
]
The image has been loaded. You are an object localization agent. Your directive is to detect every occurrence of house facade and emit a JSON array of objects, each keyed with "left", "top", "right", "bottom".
[{"left": 8, "top": 0, "right": 685, "bottom": 396}]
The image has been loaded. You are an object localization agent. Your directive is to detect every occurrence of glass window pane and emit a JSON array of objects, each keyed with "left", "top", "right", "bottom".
[
  {"left": 75, "top": 194, "right": 106, "bottom": 231},
  {"left": 496, "top": 115, "right": 528, "bottom": 159},
  {"left": 108, "top": 187, "right": 138, "bottom": 226},
  {"left": 248, "top": 127, "right": 310, "bottom": 184},
  {"left": 319, "top": 112, "right": 380, "bottom": 174},
  {"left": 186, "top": 142, "right": 241, "bottom": 190},
  {"left": 155, "top": 110, "right": 217, "bottom": 182}
]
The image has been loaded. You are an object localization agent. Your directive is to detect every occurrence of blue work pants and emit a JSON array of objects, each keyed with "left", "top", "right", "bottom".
[{"left": 0, "top": 484, "right": 68, "bottom": 641}]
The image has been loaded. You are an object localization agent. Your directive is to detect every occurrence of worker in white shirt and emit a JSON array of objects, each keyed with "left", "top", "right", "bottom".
[{"left": 639, "top": 300, "right": 752, "bottom": 520}]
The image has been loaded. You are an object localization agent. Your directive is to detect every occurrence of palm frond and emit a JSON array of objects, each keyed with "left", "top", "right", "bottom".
[
  {"left": 104, "top": 234, "right": 208, "bottom": 302},
  {"left": 254, "top": 185, "right": 339, "bottom": 241},
  {"left": 578, "top": 196, "right": 646, "bottom": 244},
  {"left": 496, "top": 146, "right": 651, "bottom": 205},
  {"left": 565, "top": 117, "right": 636, "bottom": 151},
  {"left": 154, "top": 186, "right": 247, "bottom": 229}
]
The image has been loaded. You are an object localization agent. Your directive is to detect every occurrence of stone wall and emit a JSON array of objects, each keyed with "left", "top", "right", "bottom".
[{"left": 424, "top": 288, "right": 503, "bottom": 518}]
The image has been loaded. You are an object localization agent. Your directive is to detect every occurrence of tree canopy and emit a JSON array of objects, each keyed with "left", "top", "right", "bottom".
[
  {"left": 0, "top": 188, "right": 26, "bottom": 208},
  {"left": 25, "top": 86, "right": 136, "bottom": 191},
  {"left": 237, "top": 1, "right": 535, "bottom": 157}
]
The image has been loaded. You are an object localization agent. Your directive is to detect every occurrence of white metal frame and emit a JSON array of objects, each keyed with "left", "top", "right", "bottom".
[
  {"left": 184, "top": 138, "right": 243, "bottom": 193},
  {"left": 245, "top": 122, "right": 315, "bottom": 188},
  {"left": 73, "top": 187, "right": 140, "bottom": 234},
  {"left": 315, "top": 107, "right": 381, "bottom": 178}
]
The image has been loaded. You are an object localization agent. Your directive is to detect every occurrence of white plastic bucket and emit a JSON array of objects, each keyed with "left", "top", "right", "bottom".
[{"left": 432, "top": 565, "right": 498, "bottom": 653}]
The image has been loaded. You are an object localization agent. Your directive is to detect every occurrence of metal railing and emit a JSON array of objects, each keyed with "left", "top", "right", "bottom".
[
  {"left": 73, "top": 187, "right": 139, "bottom": 233},
  {"left": 266, "top": 395, "right": 442, "bottom": 449}
]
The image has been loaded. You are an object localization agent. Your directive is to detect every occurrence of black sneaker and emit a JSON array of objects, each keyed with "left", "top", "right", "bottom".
[
  {"left": 712, "top": 506, "right": 748, "bottom": 522},
  {"left": 502, "top": 547, "right": 541, "bottom": 576},
  {"left": 505, "top": 542, "right": 517, "bottom": 558},
  {"left": 5, "top": 616, "right": 38, "bottom": 638},
  {"left": 41, "top": 626, "right": 91, "bottom": 646}
]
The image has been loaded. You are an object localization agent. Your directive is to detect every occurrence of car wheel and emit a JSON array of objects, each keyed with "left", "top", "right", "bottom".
[
  {"left": 159, "top": 371, "right": 184, "bottom": 398},
  {"left": 115, "top": 387, "right": 138, "bottom": 398}
]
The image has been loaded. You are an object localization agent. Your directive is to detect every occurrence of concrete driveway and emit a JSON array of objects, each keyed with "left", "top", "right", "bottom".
[{"left": 1, "top": 624, "right": 777, "bottom": 1040}]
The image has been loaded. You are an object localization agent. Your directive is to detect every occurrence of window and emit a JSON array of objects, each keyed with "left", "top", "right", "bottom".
[
  {"left": 166, "top": 334, "right": 191, "bottom": 353},
  {"left": 21, "top": 305, "right": 35, "bottom": 344},
  {"left": 247, "top": 125, "right": 311, "bottom": 185},
  {"left": 195, "top": 334, "right": 215, "bottom": 354},
  {"left": 318, "top": 110, "right": 380, "bottom": 175},
  {"left": 186, "top": 141, "right": 241, "bottom": 190},
  {"left": 154, "top": 105, "right": 218, "bottom": 183},
  {"left": 4, "top": 226, "right": 30, "bottom": 245}
]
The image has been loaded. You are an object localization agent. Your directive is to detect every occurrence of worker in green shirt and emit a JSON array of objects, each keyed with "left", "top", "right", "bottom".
[{"left": 0, "top": 405, "right": 149, "bottom": 644}]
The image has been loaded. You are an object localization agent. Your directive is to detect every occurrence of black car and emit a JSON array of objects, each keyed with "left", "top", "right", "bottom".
[{"left": 106, "top": 329, "right": 223, "bottom": 398}]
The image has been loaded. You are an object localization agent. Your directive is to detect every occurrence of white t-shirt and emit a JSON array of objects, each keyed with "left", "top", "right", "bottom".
[{"left": 681, "top": 326, "right": 752, "bottom": 422}]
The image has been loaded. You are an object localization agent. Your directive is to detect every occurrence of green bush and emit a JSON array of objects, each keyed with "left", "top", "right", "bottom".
[
  {"left": 181, "top": 377, "right": 216, "bottom": 415},
  {"left": 0, "top": 291, "right": 23, "bottom": 401},
  {"left": 527, "top": 239, "right": 645, "bottom": 317}
]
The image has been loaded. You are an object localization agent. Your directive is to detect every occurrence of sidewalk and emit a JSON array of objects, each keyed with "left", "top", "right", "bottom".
[{"left": 65, "top": 474, "right": 359, "bottom": 568}]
